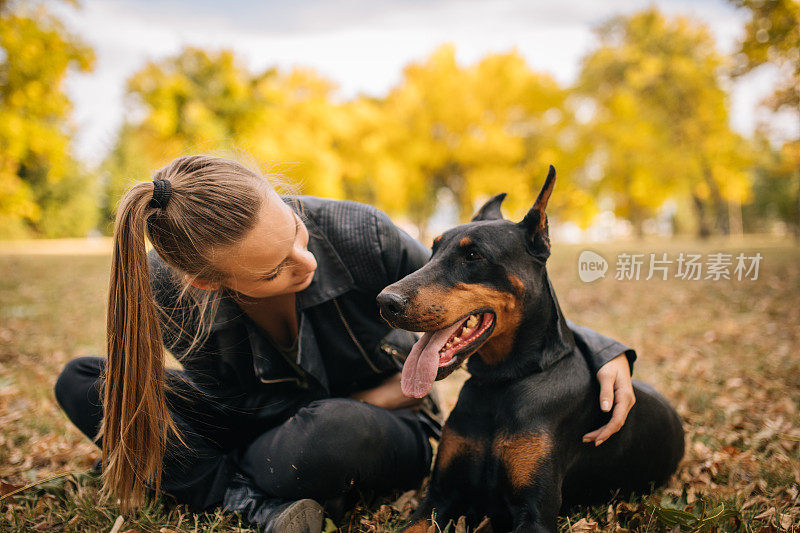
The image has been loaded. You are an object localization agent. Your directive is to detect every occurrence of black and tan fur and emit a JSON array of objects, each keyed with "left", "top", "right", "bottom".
[{"left": 377, "top": 166, "right": 684, "bottom": 532}]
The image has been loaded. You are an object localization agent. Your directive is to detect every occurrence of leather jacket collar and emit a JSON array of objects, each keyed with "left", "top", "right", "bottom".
[
  {"left": 205, "top": 197, "right": 359, "bottom": 392},
  {"left": 209, "top": 197, "right": 357, "bottom": 332}
]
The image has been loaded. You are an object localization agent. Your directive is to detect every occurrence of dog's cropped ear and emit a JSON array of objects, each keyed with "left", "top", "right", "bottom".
[
  {"left": 471, "top": 192, "right": 507, "bottom": 222},
  {"left": 519, "top": 166, "right": 556, "bottom": 261}
]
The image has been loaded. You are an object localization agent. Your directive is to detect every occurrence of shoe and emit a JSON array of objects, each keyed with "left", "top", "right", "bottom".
[
  {"left": 260, "top": 499, "right": 324, "bottom": 533},
  {"left": 223, "top": 472, "right": 323, "bottom": 533}
]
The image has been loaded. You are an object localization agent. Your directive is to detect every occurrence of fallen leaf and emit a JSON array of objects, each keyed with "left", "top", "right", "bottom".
[
  {"left": 109, "top": 516, "right": 124, "bottom": 533},
  {"left": 570, "top": 518, "right": 599, "bottom": 532},
  {"left": 755, "top": 508, "right": 776, "bottom": 521},
  {"left": 474, "top": 517, "right": 493, "bottom": 533}
]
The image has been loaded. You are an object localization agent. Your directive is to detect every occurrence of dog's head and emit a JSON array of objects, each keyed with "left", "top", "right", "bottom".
[{"left": 377, "top": 166, "right": 558, "bottom": 398}]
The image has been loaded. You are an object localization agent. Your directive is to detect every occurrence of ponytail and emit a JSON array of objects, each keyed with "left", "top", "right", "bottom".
[
  {"left": 98, "top": 154, "right": 275, "bottom": 511},
  {"left": 101, "top": 183, "right": 181, "bottom": 511}
]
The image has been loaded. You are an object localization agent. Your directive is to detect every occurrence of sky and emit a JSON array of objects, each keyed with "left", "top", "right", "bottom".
[{"left": 56, "top": 0, "right": 796, "bottom": 165}]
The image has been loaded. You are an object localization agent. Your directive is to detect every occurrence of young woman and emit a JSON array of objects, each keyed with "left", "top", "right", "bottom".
[{"left": 54, "top": 155, "right": 637, "bottom": 533}]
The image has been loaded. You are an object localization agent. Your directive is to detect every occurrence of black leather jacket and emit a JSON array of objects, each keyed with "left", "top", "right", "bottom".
[{"left": 148, "top": 196, "right": 636, "bottom": 440}]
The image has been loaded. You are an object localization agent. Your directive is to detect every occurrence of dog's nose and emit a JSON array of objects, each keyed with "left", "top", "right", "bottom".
[{"left": 377, "top": 291, "right": 409, "bottom": 319}]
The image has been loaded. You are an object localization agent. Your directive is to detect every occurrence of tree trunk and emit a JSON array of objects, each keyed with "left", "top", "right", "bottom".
[
  {"left": 794, "top": 169, "right": 800, "bottom": 242},
  {"left": 692, "top": 193, "right": 712, "bottom": 240},
  {"left": 728, "top": 199, "right": 743, "bottom": 240},
  {"left": 701, "top": 161, "right": 729, "bottom": 235},
  {"left": 629, "top": 201, "right": 646, "bottom": 239}
]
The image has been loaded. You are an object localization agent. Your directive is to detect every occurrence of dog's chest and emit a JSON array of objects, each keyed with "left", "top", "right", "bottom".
[
  {"left": 436, "top": 389, "right": 554, "bottom": 498},
  {"left": 436, "top": 424, "right": 552, "bottom": 495}
]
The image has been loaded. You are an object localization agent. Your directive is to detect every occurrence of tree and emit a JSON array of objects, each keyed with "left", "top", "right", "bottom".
[
  {"left": 362, "top": 45, "right": 596, "bottom": 236},
  {"left": 730, "top": 0, "right": 800, "bottom": 239},
  {"left": 576, "top": 9, "right": 752, "bottom": 237},
  {"left": 0, "top": 1, "right": 97, "bottom": 238},
  {"left": 743, "top": 134, "right": 800, "bottom": 233},
  {"left": 106, "top": 45, "right": 600, "bottom": 238},
  {"left": 104, "top": 47, "right": 348, "bottom": 221}
]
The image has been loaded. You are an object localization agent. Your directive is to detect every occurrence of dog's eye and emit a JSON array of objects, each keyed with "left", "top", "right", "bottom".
[{"left": 465, "top": 249, "right": 483, "bottom": 261}]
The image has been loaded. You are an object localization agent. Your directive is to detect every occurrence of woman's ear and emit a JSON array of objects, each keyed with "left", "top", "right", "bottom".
[{"left": 185, "top": 274, "right": 221, "bottom": 291}]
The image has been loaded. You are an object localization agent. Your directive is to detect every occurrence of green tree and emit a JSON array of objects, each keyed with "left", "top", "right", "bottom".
[
  {"left": 0, "top": 1, "right": 97, "bottom": 238},
  {"left": 743, "top": 134, "right": 800, "bottom": 233},
  {"left": 730, "top": 0, "right": 800, "bottom": 238},
  {"left": 576, "top": 9, "right": 752, "bottom": 237}
]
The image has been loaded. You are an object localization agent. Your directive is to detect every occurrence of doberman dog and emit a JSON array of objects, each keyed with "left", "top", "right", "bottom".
[{"left": 377, "top": 166, "right": 684, "bottom": 533}]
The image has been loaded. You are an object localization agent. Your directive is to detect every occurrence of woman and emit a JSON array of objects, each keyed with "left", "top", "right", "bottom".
[{"left": 54, "top": 155, "right": 637, "bottom": 533}]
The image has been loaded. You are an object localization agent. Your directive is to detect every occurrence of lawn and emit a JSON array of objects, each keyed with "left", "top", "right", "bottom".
[{"left": 1, "top": 236, "right": 798, "bottom": 532}]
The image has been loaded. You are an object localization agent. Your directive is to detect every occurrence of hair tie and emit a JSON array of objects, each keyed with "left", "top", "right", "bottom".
[{"left": 150, "top": 179, "right": 172, "bottom": 209}]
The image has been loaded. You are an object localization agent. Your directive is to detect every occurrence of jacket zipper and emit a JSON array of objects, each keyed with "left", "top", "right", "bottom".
[{"left": 332, "top": 297, "right": 381, "bottom": 373}]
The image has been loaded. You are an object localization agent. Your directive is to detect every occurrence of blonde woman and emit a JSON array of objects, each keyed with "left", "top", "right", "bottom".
[{"left": 54, "top": 155, "right": 637, "bottom": 532}]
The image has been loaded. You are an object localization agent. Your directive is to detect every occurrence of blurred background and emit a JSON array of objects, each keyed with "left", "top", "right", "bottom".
[
  {"left": 0, "top": 0, "right": 798, "bottom": 243},
  {"left": 1, "top": 1, "right": 799, "bottom": 531}
]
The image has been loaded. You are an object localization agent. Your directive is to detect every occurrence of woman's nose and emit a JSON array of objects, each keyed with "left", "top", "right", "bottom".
[{"left": 294, "top": 246, "right": 317, "bottom": 273}]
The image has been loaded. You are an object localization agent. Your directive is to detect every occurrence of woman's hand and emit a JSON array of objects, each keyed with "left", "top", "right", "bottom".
[
  {"left": 349, "top": 372, "right": 424, "bottom": 411},
  {"left": 582, "top": 353, "right": 636, "bottom": 446}
]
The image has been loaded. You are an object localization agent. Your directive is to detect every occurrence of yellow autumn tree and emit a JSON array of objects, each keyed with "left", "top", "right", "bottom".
[
  {"left": 0, "top": 0, "right": 97, "bottom": 238},
  {"left": 103, "top": 47, "right": 349, "bottom": 221},
  {"left": 343, "top": 45, "right": 598, "bottom": 235},
  {"left": 576, "top": 9, "right": 752, "bottom": 237}
]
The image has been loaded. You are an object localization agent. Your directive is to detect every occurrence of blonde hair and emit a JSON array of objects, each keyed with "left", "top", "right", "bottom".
[{"left": 102, "top": 154, "right": 275, "bottom": 510}]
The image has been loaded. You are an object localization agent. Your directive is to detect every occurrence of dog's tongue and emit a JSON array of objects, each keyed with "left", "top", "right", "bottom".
[{"left": 401, "top": 319, "right": 465, "bottom": 398}]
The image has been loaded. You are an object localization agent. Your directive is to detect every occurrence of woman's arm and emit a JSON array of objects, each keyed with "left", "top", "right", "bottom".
[
  {"left": 567, "top": 319, "right": 637, "bottom": 446},
  {"left": 350, "top": 372, "right": 423, "bottom": 411},
  {"left": 582, "top": 353, "right": 636, "bottom": 446}
]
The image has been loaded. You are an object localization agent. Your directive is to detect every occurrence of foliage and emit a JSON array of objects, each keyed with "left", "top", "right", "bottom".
[
  {"left": 743, "top": 135, "right": 800, "bottom": 234},
  {"left": 0, "top": 1, "right": 96, "bottom": 238},
  {"left": 103, "top": 45, "right": 597, "bottom": 236},
  {"left": 0, "top": 4, "right": 795, "bottom": 239},
  {"left": 730, "top": 0, "right": 800, "bottom": 114},
  {"left": 575, "top": 9, "right": 752, "bottom": 237},
  {"left": 730, "top": 0, "right": 800, "bottom": 239}
]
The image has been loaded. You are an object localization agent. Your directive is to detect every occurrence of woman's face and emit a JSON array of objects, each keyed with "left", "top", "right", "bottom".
[{"left": 211, "top": 191, "right": 318, "bottom": 299}]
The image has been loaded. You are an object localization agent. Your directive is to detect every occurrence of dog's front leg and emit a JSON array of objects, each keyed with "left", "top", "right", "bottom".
[
  {"left": 402, "top": 482, "right": 466, "bottom": 532},
  {"left": 511, "top": 506, "right": 557, "bottom": 533},
  {"left": 509, "top": 471, "right": 562, "bottom": 533}
]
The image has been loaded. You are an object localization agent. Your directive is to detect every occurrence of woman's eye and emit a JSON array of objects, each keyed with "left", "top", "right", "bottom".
[
  {"left": 261, "top": 265, "right": 284, "bottom": 281},
  {"left": 466, "top": 249, "right": 483, "bottom": 261}
]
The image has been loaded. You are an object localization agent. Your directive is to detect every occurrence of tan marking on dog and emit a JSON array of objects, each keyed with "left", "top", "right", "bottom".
[
  {"left": 508, "top": 275, "right": 525, "bottom": 297},
  {"left": 493, "top": 432, "right": 551, "bottom": 491},
  {"left": 410, "top": 283, "right": 523, "bottom": 365},
  {"left": 437, "top": 426, "right": 486, "bottom": 471},
  {"left": 433, "top": 235, "right": 443, "bottom": 245},
  {"left": 459, "top": 236, "right": 472, "bottom": 247}
]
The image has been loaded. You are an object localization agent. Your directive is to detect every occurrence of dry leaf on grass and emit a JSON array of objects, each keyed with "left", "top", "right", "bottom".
[
  {"left": 570, "top": 517, "right": 599, "bottom": 532},
  {"left": 108, "top": 515, "right": 124, "bottom": 533}
]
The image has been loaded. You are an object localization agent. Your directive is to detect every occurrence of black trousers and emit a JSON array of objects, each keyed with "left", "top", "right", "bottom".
[{"left": 54, "top": 356, "right": 433, "bottom": 511}]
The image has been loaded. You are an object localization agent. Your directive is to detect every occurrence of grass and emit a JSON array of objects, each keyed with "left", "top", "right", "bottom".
[{"left": 1, "top": 236, "right": 799, "bottom": 532}]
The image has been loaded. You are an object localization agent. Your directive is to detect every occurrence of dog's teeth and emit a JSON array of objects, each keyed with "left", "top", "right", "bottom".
[
  {"left": 466, "top": 315, "right": 478, "bottom": 327},
  {"left": 453, "top": 336, "right": 461, "bottom": 344},
  {"left": 445, "top": 342, "right": 452, "bottom": 348}
]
